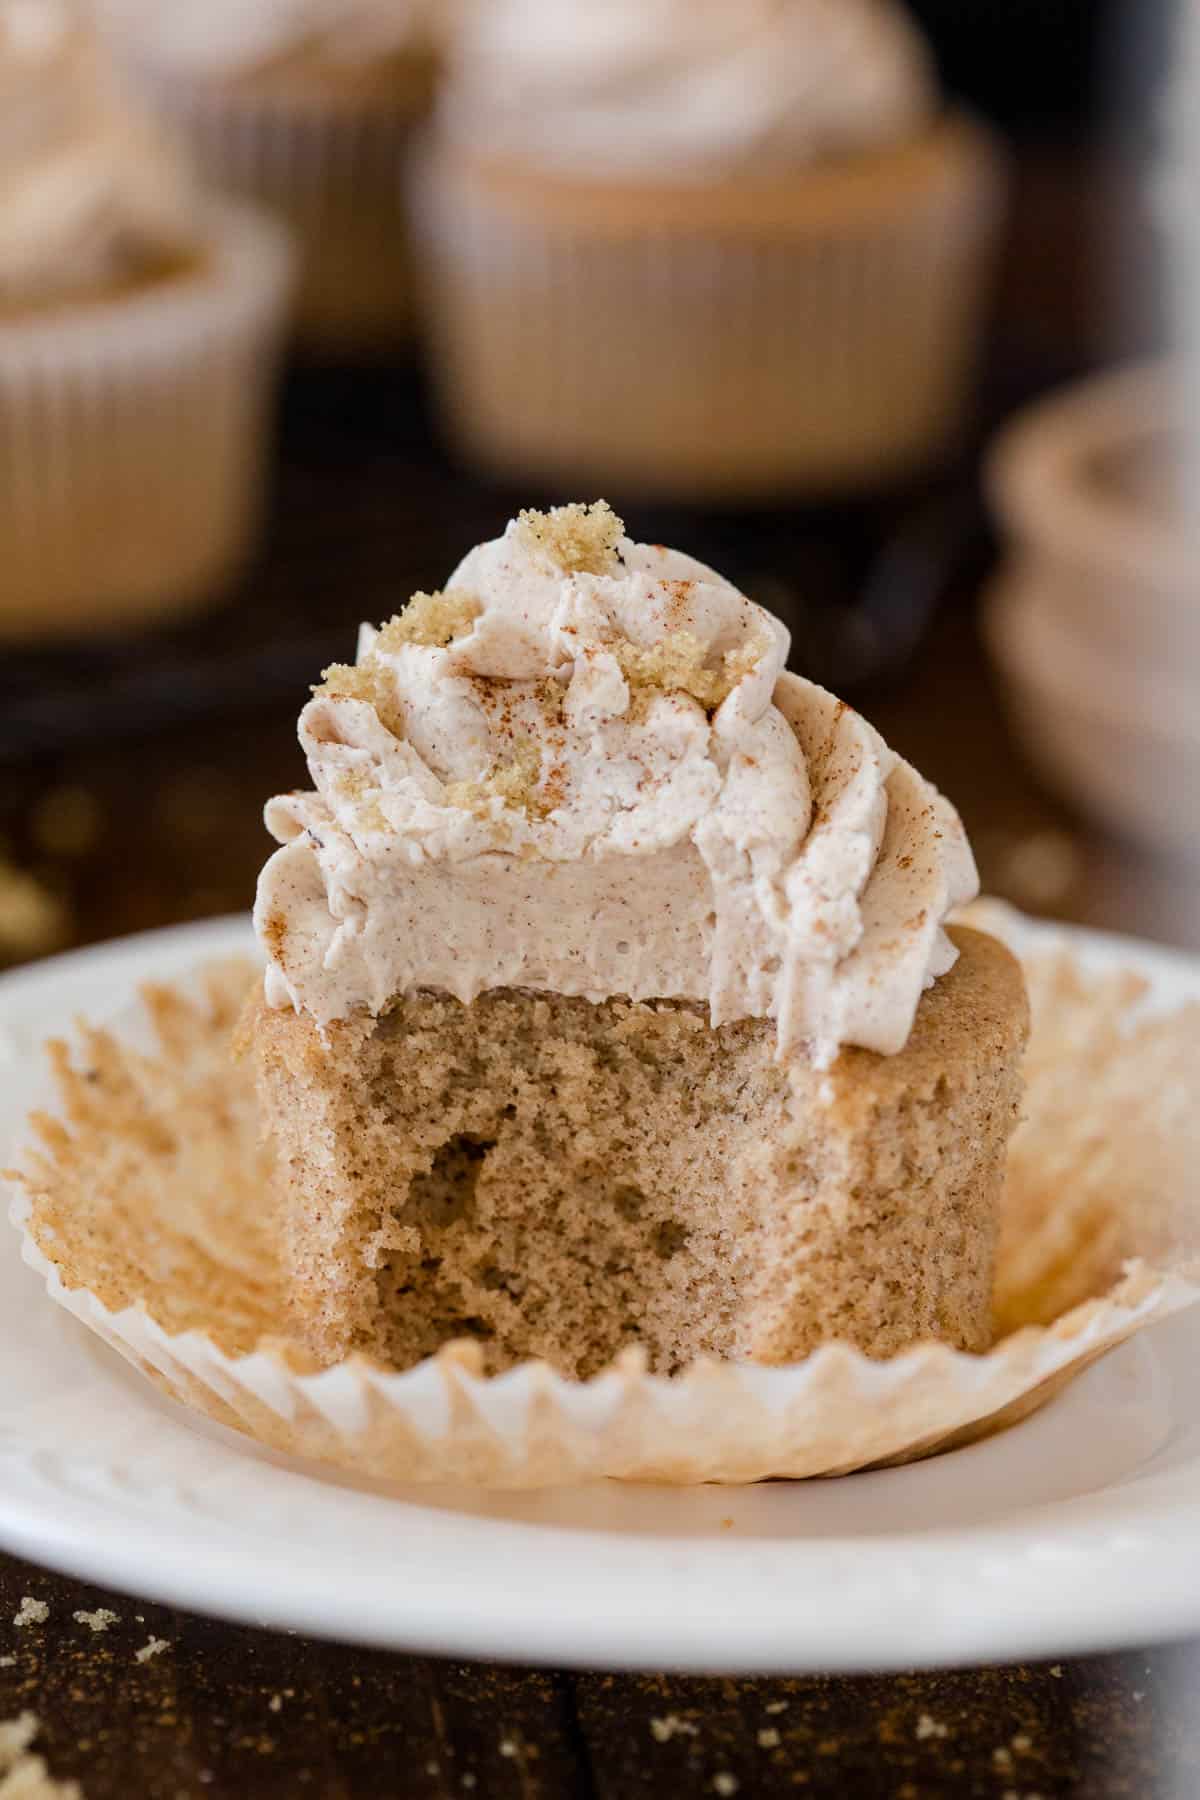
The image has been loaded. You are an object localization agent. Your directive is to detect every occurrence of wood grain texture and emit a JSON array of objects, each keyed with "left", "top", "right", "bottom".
[{"left": 1, "top": 1557, "right": 1193, "bottom": 1798}]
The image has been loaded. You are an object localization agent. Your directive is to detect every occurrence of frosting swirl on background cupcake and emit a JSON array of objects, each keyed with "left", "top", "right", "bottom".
[
  {"left": 440, "top": 0, "right": 937, "bottom": 177},
  {"left": 92, "top": 0, "right": 441, "bottom": 79},
  {"left": 0, "top": 0, "right": 200, "bottom": 307},
  {"left": 256, "top": 503, "right": 977, "bottom": 1065}
]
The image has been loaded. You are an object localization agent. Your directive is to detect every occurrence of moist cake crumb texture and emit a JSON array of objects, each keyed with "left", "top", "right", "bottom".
[{"left": 247, "top": 926, "right": 1027, "bottom": 1378}]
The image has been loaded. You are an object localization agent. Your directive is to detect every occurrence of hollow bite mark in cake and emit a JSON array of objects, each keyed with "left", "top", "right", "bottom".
[{"left": 243, "top": 503, "right": 1028, "bottom": 1378}]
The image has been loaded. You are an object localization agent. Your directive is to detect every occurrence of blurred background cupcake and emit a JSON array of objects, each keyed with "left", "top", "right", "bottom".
[
  {"left": 94, "top": 0, "right": 442, "bottom": 355},
  {"left": 414, "top": 0, "right": 1007, "bottom": 502},
  {"left": 0, "top": 0, "right": 292, "bottom": 642}
]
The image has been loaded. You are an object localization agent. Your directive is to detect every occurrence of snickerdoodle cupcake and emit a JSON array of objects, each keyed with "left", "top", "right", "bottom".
[
  {"left": 242, "top": 502, "right": 1028, "bottom": 1378},
  {"left": 0, "top": 0, "right": 292, "bottom": 639},
  {"left": 413, "top": 0, "right": 1006, "bottom": 499},
  {"left": 96, "top": 0, "right": 444, "bottom": 352}
]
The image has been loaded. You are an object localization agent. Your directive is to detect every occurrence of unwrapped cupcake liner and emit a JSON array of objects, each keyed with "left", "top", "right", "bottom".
[
  {"left": 8, "top": 908, "right": 1200, "bottom": 1489},
  {"left": 136, "top": 65, "right": 431, "bottom": 350},
  {"left": 0, "top": 202, "right": 292, "bottom": 640},
  {"left": 412, "top": 116, "right": 1006, "bottom": 499}
]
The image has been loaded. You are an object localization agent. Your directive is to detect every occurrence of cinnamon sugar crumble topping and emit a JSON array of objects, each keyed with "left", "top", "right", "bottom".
[
  {"left": 514, "top": 500, "right": 624, "bottom": 574},
  {"left": 444, "top": 736, "right": 547, "bottom": 821},
  {"left": 313, "top": 659, "right": 404, "bottom": 737},
  {"left": 315, "top": 591, "right": 481, "bottom": 729},
  {"left": 375, "top": 588, "right": 481, "bottom": 652},
  {"left": 614, "top": 631, "right": 765, "bottom": 712}
]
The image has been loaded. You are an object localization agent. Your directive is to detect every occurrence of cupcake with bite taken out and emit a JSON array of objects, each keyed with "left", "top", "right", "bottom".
[
  {"left": 0, "top": 0, "right": 292, "bottom": 639},
  {"left": 241, "top": 502, "right": 1028, "bottom": 1378},
  {"left": 413, "top": 0, "right": 1007, "bottom": 499}
]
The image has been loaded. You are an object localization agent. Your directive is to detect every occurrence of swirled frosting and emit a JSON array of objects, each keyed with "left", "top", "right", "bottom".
[
  {"left": 0, "top": 0, "right": 200, "bottom": 308},
  {"left": 93, "top": 0, "right": 441, "bottom": 79},
  {"left": 441, "top": 0, "right": 936, "bottom": 177},
  {"left": 255, "top": 504, "right": 977, "bottom": 1066}
]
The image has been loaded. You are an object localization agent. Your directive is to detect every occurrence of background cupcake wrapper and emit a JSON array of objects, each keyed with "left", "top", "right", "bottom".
[
  {"left": 8, "top": 909, "right": 1200, "bottom": 1489},
  {"left": 0, "top": 202, "right": 292, "bottom": 639},
  {"left": 411, "top": 121, "right": 1006, "bottom": 498},
  {"left": 139, "top": 68, "right": 430, "bottom": 349}
]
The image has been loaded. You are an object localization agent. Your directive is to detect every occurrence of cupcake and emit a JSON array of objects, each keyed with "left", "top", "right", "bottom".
[
  {"left": 242, "top": 501, "right": 1028, "bottom": 1378},
  {"left": 0, "top": 0, "right": 292, "bottom": 640},
  {"left": 96, "top": 0, "right": 443, "bottom": 353},
  {"left": 413, "top": 0, "right": 1006, "bottom": 500}
]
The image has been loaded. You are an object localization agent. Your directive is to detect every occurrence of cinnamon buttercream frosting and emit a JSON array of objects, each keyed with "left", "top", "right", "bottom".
[
  {"left": 0, "top": 0, "right": 200, "bottom": 307},
  {"left": 255, "top": 504, "right": 977, "bottom": 1066},
  {"left": 440, "top": 0, "right": 936, "bottom": 178}
]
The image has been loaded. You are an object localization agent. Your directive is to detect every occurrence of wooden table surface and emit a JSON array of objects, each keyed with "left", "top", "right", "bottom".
[{"left": 2, "top": 142, "right": 1197, "bottom": 1798}]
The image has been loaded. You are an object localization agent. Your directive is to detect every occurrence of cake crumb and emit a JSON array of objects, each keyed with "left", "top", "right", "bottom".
[
  {"left": 0, "top": 1660, "right": 14, "bottom": 1671},
  {"left": 268, "top": 1696, "right": 283, "bottom": 1714},
  {"left": 461, "top": 1775, "right": 476, "bottom": 1791},
  {"left": 1012, "top": 1733, "right": 1032, "bottom": 1752},
  {"left": 0, "top": 1717, "right": 36, "bottom": 1765},
  {"left": 757, "top": 1728, "right": 781, "bottom": 1749},
  {"left": 514, "top": 501, "right": 623, "bottom": 576},
  {"left": 135, "top": 1638, "right": 169, "bottom": 1664},
  {"left": 498, "top": 1739, "right": 517, "bottom": 1758},
  {"left": 0, "top": 863, "right": 68, "bottom": 961},
  {"left": 993, "top": 1747, "right": 1014, "bottom": 1770},
  {"left": 713, "top": 1776, "right": 739, "bottom": 1797},
  {"left": 1048, "top": 1665, "right": 1062, "bottom": 1678},
  {"left": 916, "top": 1714, "right": 949, "bottom": 1741},
  {"left": 72, "top": 1609, "right": 118, "bottom": 1635},
  {"left": 764, "top": 1701, "right": 788, "bottom": 1716},
  {"left": 650, "top": 1715, "right": 699, "bottom": 1744},
  {"left": 0, "top": 1712, "right": 81, "bottom": 1799},
  {"left": 376, "top": 589, "right": 480, "bottom": 654},
  {"left": 12, "top": 1601, "right": 47, "bottom": 1631}
]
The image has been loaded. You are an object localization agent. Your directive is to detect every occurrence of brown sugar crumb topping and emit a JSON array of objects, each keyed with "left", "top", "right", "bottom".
[
  {"left": 375, "top": 587, "right": 481, "bottom": 653},
  {"left": 444, "top": 737, "right": 548, "bottom": 822},
  {"left": 514, "top": 501, "right": 624, "bottom": 575},
  {"left": 333, "top": 768, "right": 389, "bottom": 833},
  {"left": 614, "top": 632, "right": 764, "bottom": 712},
  {"left": 313, "top": 659, "right": 404, "bottom": 738},
  {"left": 314, "top": 592, "right": 480, "bottom": 736}
]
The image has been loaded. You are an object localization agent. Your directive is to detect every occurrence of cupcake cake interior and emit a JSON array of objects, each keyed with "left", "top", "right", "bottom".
[{"left": 250, "top": 923, "right": 1021, "bottom": 1378}]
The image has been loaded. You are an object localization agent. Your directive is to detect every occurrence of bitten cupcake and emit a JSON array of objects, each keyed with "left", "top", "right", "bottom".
[
  {"left": 242, "top": 502, "right": 1028, "bottom": 1378},
  {"left": 413, "top": 0, "right": 1006, "bottom": 500},
  {"left": 96, "top": 0, "right": 443, "bottom": 353},
  {"left": 0, "top": 0, "right": 292, "bottom": 640}
]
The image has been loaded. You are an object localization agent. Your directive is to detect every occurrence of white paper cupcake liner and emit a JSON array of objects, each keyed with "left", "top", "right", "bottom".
[
  {"left": 0, "top": 202, "right": 292, "bottom": 640},
  {"left": 136, "top": 66, "right": 430, "bottom": 350},
  {"left": 8, "top": 912, "right": 1200, "bottom": 1489},
  {"left": 412, "top": 116, "right": 1006, "bottom": 499}
]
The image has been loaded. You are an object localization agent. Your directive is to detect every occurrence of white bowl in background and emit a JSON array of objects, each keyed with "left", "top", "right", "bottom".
[
  {"left": 985, "top": 576, "right": 1200, "bottom": 860},
  {"left": 986, "top": 361, "right": 1195, "bottom": 668}
]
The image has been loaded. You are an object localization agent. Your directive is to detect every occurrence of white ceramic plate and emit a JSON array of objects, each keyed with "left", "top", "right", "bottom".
[{"left": 2, "top": 915, "right": 1200, "bottom": 1675}]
